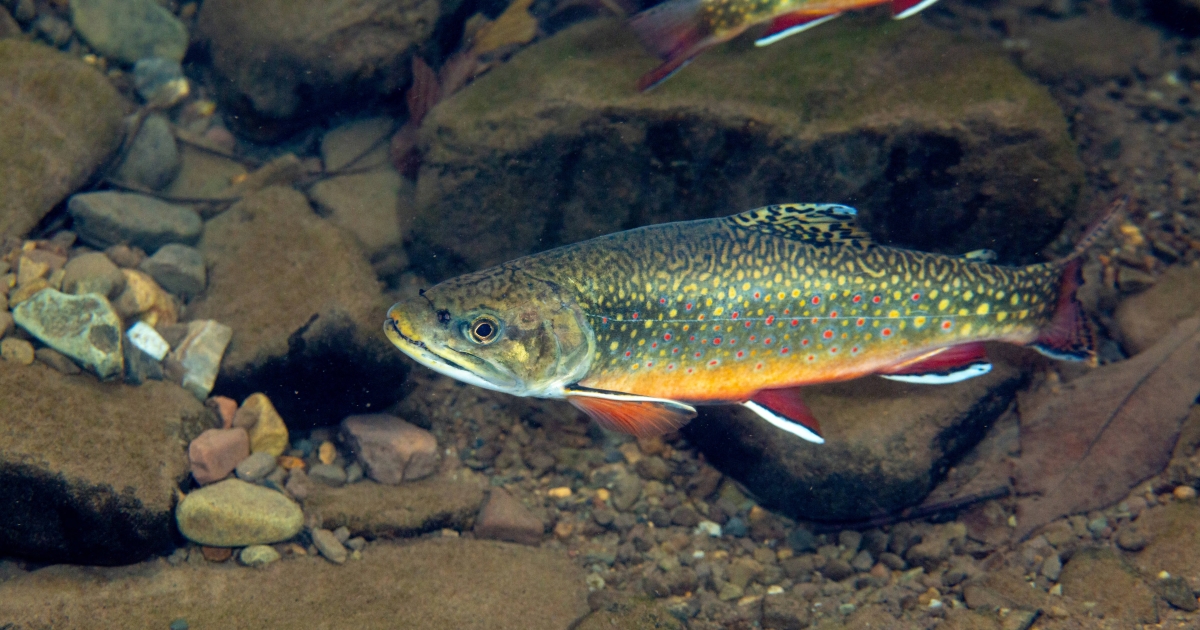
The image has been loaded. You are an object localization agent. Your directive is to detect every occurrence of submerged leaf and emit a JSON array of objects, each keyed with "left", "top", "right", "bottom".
[
  {"left": 469, "top": 0, "right": 538, "bottom": 57},
  {"left": 1012, "top": 317, "right": 1200, "bottom": 539}
]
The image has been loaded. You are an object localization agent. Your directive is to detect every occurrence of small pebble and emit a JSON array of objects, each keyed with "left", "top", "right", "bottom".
[
  {"left": 234, "top": 451, "right": 277, "bottom": 482},
  {"left": 345, "top": 462, "right": 364, "bottom": 484},
  {"left": 345, "top": 537, "right": 366, "bottom": 552},
  {"left": 724, "top": 517, "right": 748, "bottom": 538},
  {"left": 547, "top": 486, "right": 572, "bottom": 499},
  {"left": 169, "top": 619, "right": 188, "bottom": 630},
  {"left": 200, "top": 546, "right": 232, "bottom": 562},
  {"left": 317, "top": 440, "right": 337, "bottom": 465},
  {"left": 308, "top": 463, "right": 347, "bottom": 487},
  {"left": 34, "top": 347, "right": 82, "bottom": 375},
  {"left": 1086, "top": 516, "right": 1109, "bottom": 534},
  {"left": 311, "top": 528, "right": 347, "bottom": 564},
  {"left": 238, "top": 544, "right": 281, "bottom": 568},
  {"left": 1174, "top": 485, "right": 1197, "bottom": 500},
  {"left": 0, "top": 338, "right": 34, "bottom": 365},
  {"left": 333, "top": 526, "right": 351, "bottom": 544}
]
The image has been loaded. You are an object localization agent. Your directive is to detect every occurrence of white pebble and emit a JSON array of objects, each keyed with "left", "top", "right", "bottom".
[
  {"left": 693, "top": 520, "right": 722, "bottom": 537},
  {"left": 128, "top": 321, "right": 169, "bottom": 360}
]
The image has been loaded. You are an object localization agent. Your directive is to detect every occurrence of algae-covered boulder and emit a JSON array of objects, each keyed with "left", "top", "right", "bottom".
[
  {"left": 684, "top": 359, "right": 1024, "bottom": 521},
  {"left": 0, "top": 39, "right": 125, "bottom": 241},
  {"left": 0, "top": 361, "right": 208, "bottom": 564},
  {"left": 412, "top": 16, "right": 1083, "bottom": 279}
]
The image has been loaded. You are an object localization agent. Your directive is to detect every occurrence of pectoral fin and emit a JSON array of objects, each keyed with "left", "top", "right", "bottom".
[
  {"left": 745, "top": 388, "right": 825, "bottom": 444},
  {"left": 566, "top": 387, "right": 697, "bottom": 437},
  {"left": 879, "top": 342, "right": 992, "bottom": 384}
]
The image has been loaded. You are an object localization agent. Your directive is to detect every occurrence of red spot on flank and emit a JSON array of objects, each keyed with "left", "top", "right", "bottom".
[
  {"left": 882, "top": 328, "right": 892, "bottom": 337},
  {"left": 689, "top": 336, "right": 696, "bottom": 341},
  {"left": 687, "top": 368, "right": 694, "bottom": 373},
  {"left": 668, "top": 364, "right": 675, "bottom": 370},
  {"left": 632, "top": 312, "right": 639, "bottom": 320},
  {"left": 764, "top": 338, "right": 773, "bottom": 345},
  {"left": 729, "top": 338, "right": 737, "bottom": 344},
  {"left": 660, "top": 298, "right": 667, "bottom": 304},
  {"left": 713, "top": 338, "right": 722, "bottom": 345},
  {"left": 737, "top": 351, "right": 744, "bottom": 358},
  {"left": 790, "top": 319, "right": 799, "bottom": 326},
  {"left": 602, "top": 317, "right": 608, "bottom": 324},
  {"left": 695, "top": 352, "right": 702, "bottom": 357},
  {"left": 856, "top": 318, "right": 865, "bottom": 326},
  {"left": 698, "top": 314, "right": 705, "bottom": 320},
  {"left": 673, "top": 348, "right": 680, "bottom": 353},
  {"left": 942, "top": 321, "right": 952, "bottom": 330},
  {"left": 830, "top": 347, "right": 838, "bottom": 354},
  {"left": 912, "top": 293, "right": 921, "bottom": 301},
  {"left": 686, "top": 303, "right": 693, "bottom": 310},
  {"left": 624, "top": 351, "right": 631, "bottom": 357},
  {"left": 754, "top": 292, "right": 761, "bottom": 299},
  {"left": 812, "top": 296, "right": 821, "bottom": 305},
  {"left": 783, "top": 308, "right": 790, "bottom": 315},
  {"left": 756, "top": 363, "right": 763, "bottom": 370},
  {"left": 732, "top": 312, "right": 739, "bottom": 319},
  {"left": 701, "top": 339, "right": 708, "bottom": 344},
  {"left": 811, "top": 317, "right": 819, "bottom": 324},
  {"left": 781, "top": 347, "right": 789, "bottom": 354},
  {"left": 745, "top": 321, "right": 752, "bottom": 328},
  {"left": 872, "top": 296, "right": 882, "bottom": 303},
  {"left": 646, "top": 362, "right": 653, "bottom": 367},
  {"left": 807, "top": 355, "right": 815, "bottom": 361},
  {"left": 652, "top": 342, "right": 658, "bottom": 348},
  {"left": 829, "top": 311, "right": 838, "bottom": 318},
  {"left": 801, "top": 339, "right": 809, "bottom": 346},
  {"left": 852, "top": 294, "right": 862, "bottom": 303},
  {"left": 822, "top": 330, "right": 834, "bottom": 339},
  {"left": 713, "top": 325, "right": 721, "bottom": 331},
  {"left": 766, "top": 315, "right": 775, "bottom": 325},
  {"left": 709, "top": 359, "right": 718, "bottom": 366},
  {"left": 664, "top": 333, "right": 672, "bottom": 341},
  {"left": 851, "top": 346, "right": 859, "bottom": 353},
  {"left": 750, "top": 335, "right": 757, "bottom": 341}
]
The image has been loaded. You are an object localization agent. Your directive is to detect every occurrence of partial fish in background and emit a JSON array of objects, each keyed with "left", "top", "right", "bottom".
[
  {"left": 630, "top": 0, "right": 942, "bottom": 91},
  {"left": 385, "top": 198, "right": 1123, "bottom": 444}
]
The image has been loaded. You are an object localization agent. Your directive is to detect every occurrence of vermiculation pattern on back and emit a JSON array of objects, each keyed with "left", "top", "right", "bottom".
[{"left": 530, "top": 207, "right": 1062, "bottom": 401}]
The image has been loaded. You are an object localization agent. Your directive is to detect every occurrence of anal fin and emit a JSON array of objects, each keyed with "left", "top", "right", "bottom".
[
  {"left": 755, "top": 12, "right": 841, "bottom": 47},
  {"left": 879, "top": 342, "right": 992, "bottom": 384},
  {"left": 746, "top": 388, "right": 824, "bottom": 444},
  {"left": 566, "top": 387, "right": 696, "bottom": 437},
  {"left": 892, "top": 0, "right": 941, "bottom": 19}
]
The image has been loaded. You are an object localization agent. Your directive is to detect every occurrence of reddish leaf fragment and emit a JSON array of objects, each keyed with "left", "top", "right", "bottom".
[
  {"left": 1012, "top": 317, "right": 1200, "bottom": 540},
  {"left": 406, "top": 57, "right": 442, "bottom": 126}
]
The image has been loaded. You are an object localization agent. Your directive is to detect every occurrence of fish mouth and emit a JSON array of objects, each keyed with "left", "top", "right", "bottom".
[{"left": 384, "top": 309, "right": 521, "bottom": 394}]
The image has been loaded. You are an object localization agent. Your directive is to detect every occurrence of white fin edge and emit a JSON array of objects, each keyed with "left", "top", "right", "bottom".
[
  {"left": 565, "top": 388, "right": 697, "bottom": 413},
  {"left": 894, "top": 0, "right": 940, "bottom": 19},
  {"left": 880, "top": 362, "right": 992, "bottom": 384},
  {"left": 754, "top": 13, "right": 841, "bottom": 47},
  {"left": 743, "top": 401, "right": 825, "bottom": 444}
]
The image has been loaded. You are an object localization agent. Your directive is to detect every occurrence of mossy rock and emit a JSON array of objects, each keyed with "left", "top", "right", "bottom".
[
  {"left": 413, "top": 15, "right": 1083, "bottom": 279},
  {"left": 0, "top": 39, "right": 125, "bottom": 241}
]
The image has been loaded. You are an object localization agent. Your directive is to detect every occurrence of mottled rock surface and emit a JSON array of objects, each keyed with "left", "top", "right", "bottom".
[
  {"left": 175, "top": 478, "right": 303, "bottom": 546},
  {"left": 304, "top": 473, "right": 485, "bottom": 537},
  {"left": 12, "top": 289, "right": 124, "bottom": 379},
  {"left": 0, "top": 539, "right": 587, "bottom": 629},
  {"left": 0, "top": 39, "right": 125, "bottom": 241},
  {"left": 685, "top": 360, "right": 1023, "bottom": 521},
  {"left": 412, "top": 17, "right": 1083, "bottom": 279},
  {"left": 195, "top": 0, "right": 439, "bottom": 137},
  {"left": 0, "top": 361, "right": 207, "bottom": 564},
  {"left": 188, "top": 186, "right": 407, "bottom": 427}
]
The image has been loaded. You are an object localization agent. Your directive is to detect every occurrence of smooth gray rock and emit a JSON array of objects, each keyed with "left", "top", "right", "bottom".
[
  {"left": 308, "top": 463, "right": 347, "bottom": 487},
  {"left": 235, "top": 451, "right": 277, "bottom": 481},
  {"left": 169, "top": 320, "right": 232, "bottom": 399},
  {"left": 132, "top": 57, "right": 185, "bottom": 103},
  {"left": 238, "top": 544, "right": 281, "bottom": 568},
  {"left": 139, "top": 243, "right": 205, "bottom": 297},
  {"left": 11, "top": 289, "right": 123, "bottom": 379},
  {"left": 62, "top": 252, "right": 125, "bottom": 298},
  {"left": 69, "top": 0, "right": 189, "bottom": 64},
  {"left": 311, "top": 527, "right": 347, "bottom": 564},
  {"left": 68, "top": 192, "right": 201, "bottom": 253},
  {"left": 175, "top": 478, "right": 303, "bottom": 546},
  {"left": 114, "top": 113, "right": 180, "bottom": 190}
]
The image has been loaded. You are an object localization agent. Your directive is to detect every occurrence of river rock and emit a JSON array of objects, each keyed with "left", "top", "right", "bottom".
[
  {"left": 232, "top": 392, "right": 289, "bottom": 456},
  {"left": 195, "top": 0, "right": 438, "bottom": 138},
  {"left": 138, "top": 243, "right": 205, "bottom": 297},
  {"left": 187, "top": 186, "right": 407, "bottom": 427},
  {"left": 685, "top": 361, "right": 1023, "bottom": 521},
  {"left": 169, "top": 319, "right": 232, "bottom": 399},
  {"left": 68, "top": 192, "right": 202, "bottom": 253},
  {"left": 11, "top": 289, "right": 124, "bottom": 379},
  {"left": 474, "top": 487, "right": 544, "bottom": 545},
  {"left": 1115, "top": 265, "right": 1200, "bottom": 355},
  {"left": 35, "top": 347, "right": 82, "bottom": 374},
  {"left": 305, "top": 473, "right": 485, "bottom": 537},
  {"left": 113, "top": 113, "right": 181, "bottom": 190},
  {"left": 234, "top": 450, "right": 277, "bottom": 481},
  {"left": 321, "top": 117, "right": 393, "bottom": 171},
  {"left": 62, "top": 251, "right": 125, "bottom": 297},
  {"left": 68, "top": 0, "right": 189, "bottom": 64},
  {"left": 188, "top": 428, "right": 250, "bottom": 485},
  {"left": 308, "top": 167, "right": 409, "bottom": 258},
  {"left": 340, "top": 414, "right": 439, "bottom": 484},
  {"left": 0, "top": 361, "right": 205, "bottom": 564},
  {"left": 0, "top": 337, "right": 33, "bottom": 364},
  {"left": 311, "top": 527, "right": 347, "bottom": 564},
  {"left": 0, "top": 538, "right": 587, "bottom": 628},
  {"left": 238, "top": 544, "right": 280, "bottom": 568},
  {"left": 411, "top": 17, "right": 1083, "bottom": 280},
  {"left": 175, "top": 477, "right": 304, "bottom": 546},
  {"left": 0, "top": 39, "right": 124, "bottom": 242}
]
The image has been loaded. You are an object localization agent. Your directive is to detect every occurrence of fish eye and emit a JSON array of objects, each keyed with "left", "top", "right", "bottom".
[{"left": 468, "top": 316, "right": 500, "bottom": 344}]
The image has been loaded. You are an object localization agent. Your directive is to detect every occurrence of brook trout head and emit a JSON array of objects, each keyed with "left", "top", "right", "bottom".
[{"left": 385, "top": 267, "right": 595, "bottom": 398}]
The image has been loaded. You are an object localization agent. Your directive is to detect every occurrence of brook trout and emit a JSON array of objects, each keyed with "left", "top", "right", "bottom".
[
  {"left": 630, "top": 0, "right": 941, "bottom": 90},
  {"left": 385, "top": 200, "right": 1120, "bottom": 443}
]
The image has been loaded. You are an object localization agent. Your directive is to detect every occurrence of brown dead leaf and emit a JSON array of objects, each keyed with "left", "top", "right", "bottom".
[
  {"left": 1012, "top": 316, "right": 1200, "bottom": 539},
  {"left": 469, "top": 0, "right": 538, "bottom": 57}
]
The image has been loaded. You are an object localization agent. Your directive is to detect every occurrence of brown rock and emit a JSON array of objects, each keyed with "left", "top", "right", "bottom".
[
  {"left": 1060, "top": 548, "right": 1158, "bottom": 625},
  {"left": 0, "top": 337, "right": 33, "bottom": 364},
  {"left": 1115, "top": 265, "right": 1200, "bottom": 355},
  {"left": 474, "top": 487, "right": 544, "bottom": 545},
  {"left": 187, "top": 186, "right": 407, "bottom": 427},
  {"left": 1126, "top": 502, "right": 1200, "bottom": 580},
  {"left": 762, "top": 592, "right": 811, "bottom": 630},
  {"left": 34, "top": 347, "right": 81, "bottom": 375},
  {"left": 200, "top": 545, "right": 233, "bottom": 562},
  {"left": 340, "top": 413, "right": 439, "bottom": 483},
  {"left": 0, "top": 538, "right": 587, "bottom": 629},
  {"left": 188, "top": 428, "right": 250, "bottom": 485},
  {"left": 0, "top": 40, "right": 125, "bottom": 242},
  {"left": 1016, "top": 13, "right": 1167, "bottom": 89},
  {"left": 305, "top": 474, "right": 485, "bottom": 537},
  {"left": 0, "top": 361, "right": 205, "bottom": 564},
  {"left": 206, "top": 395, "right": 238, "bottom": 428}
]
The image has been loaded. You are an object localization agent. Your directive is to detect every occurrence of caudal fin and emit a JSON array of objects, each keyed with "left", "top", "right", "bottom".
[
  {"left": 1032, "top": 258, "right": 1097, "bottom": 364},
  {"left": 1056, "top": 196, "right": 1127, "bottom": 266}
]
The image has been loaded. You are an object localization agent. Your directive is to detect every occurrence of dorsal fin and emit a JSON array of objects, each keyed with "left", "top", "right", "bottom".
[
  {"left": 727, "top": 203, "right": 874, "bottom": 247},
  {"left": 961, "top": 249, "right": 997, "bottom": 262}
]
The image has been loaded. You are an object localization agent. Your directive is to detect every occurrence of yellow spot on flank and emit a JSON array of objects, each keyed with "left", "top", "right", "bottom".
[
  {"left": 1018, "top": 310, "right": 1028, "bottom": 319},
  {"left": 774, "top": 273, "right": 782, "bottom": 283},
  {"left": 938, "top": 299, "right": 949, "bottom": 311},
  {"left": 609, "top": 341, "right": 618, "bottom": 351},
  {"left": 743, "top": 282, "right": 751, "bottom": 291},
  {"left": 645, "top": 321, "right": 653, "bottom": 328},
  {"left": 996, "top": 312, "right": 1008, "bottom": 322},
  {"left": 669, "top": 309, "right": 678, "bottom": 317},
  {"left": 638, "top": 339, "right": 645, "bottom": 346},
  {"left": 976, "top": 303, "right": 990, "bottom": 315},
  {"left": 706, "top": 298, "right": 713, "bottom": 306},
  {"left": 1010, "top": 294, "right": 1020, "bottom": 305},
  {"left": 963, "top": 291, "right": 974, "bottom": 301},
  {"left": 888, "top": 310, "right": 900, "bottom": 318},
  {"left": 893, "top": 291, "right": 901, "bottom": 300},
  {"left": 914, "top": 316, "right": 927, "bottom": 328},
  {"left": 792, "top": 289, "right": 801, "bottom": 297},
  {"left": 714, "top": 307, "right": 724, "bottom": 316}
]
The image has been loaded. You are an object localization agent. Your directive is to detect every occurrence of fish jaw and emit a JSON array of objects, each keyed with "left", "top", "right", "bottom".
[{"left": 384, "top": 302, "right": 524, "bottom": 396}]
